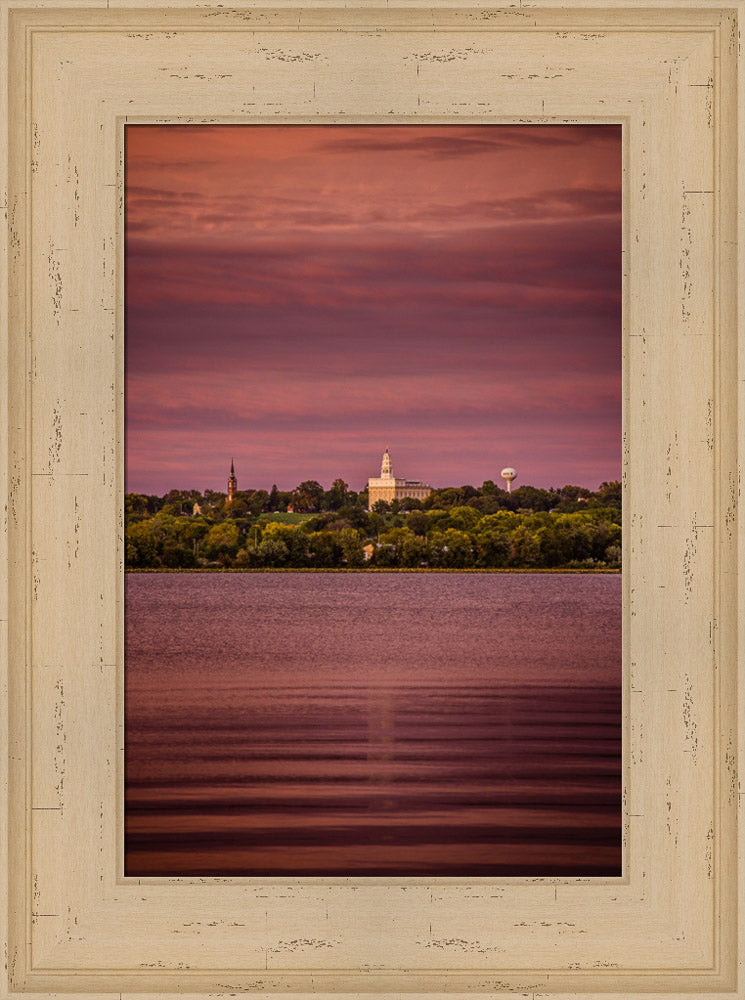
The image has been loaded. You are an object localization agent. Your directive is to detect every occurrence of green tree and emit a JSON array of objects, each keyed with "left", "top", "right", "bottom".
[
  {"left": 425, "top": 509, "right": 452, "bottom": 533},
  {"left": 227, "top": 497, "right": 249, "bottom": 517},
  {"left": 339, "top": 526, "right": 364, "bottom": 566},
  {"left": 444, "top": 506, "right": 481, "bottom": 532},
  {"left": 203, "top": 521, "right": 240, "bottom": 563},
  {"left": 257, "top": 536, "right": 289, "bottom": 566},
  {"left": 509, "top": 524, "right": 541, "bottom": 566},
  {"left": 161, "top": 542, "right": 197, "bottom": 568},
  {"left": 292, "top": 480, "right": 325, "bottom": 512},
  {"left": 475, "top": 528, "right": 510, "bottom": 568},
  {"left": 306, "top": 530, "right": 342, "bottom": 567},
  {"left": 234, "top": 546, "right": 258, "bottom": 568},
  {"left": 509, "top": 485, "right": 555, "bottom": 512},
  {"left": 262, "top": 521, "right": 308, "bottom": 565},
  {"left": 428, "top": 487, "right": 462, "bottom": 509},
  {"left": 406, "top": 510, "right": 429, "bottom": 536},
  {"left": 440, "top": 528, "right": 473, "bottom": 567},
  {"left": 605, "top": 544, "right": 622, "bottom": 566},
  {"left": 589, "top": 481, "right": 622, "bottom": 512},
  {"left": 536, "top": 520, "right": 570, "bottom": 567},
  {"left": 400, "top": 496, "right": 423, "bottom": 511},
  {"left": 159, "top": 501, "right": 185, "bottom": 517},
  {"left": 400, "top": 533, "right": 428, "bottom": 567},
  {"left": 327, "top": 478, "right": 349, "bottom": 510},
  {"left": 126, "top": 519, "right": 159, "bottom": 567},
  {"left": 378, "top": 526, "right": 416, "bottom": 566},
  {"left": 248, "top": 490, "right": 270, "bottom": 516},
  {"left": 427, "top": 528, "right": 472, "bottom": 568},
  {"left": 125, "top": 493, "right": 149, "bottom": 521}
]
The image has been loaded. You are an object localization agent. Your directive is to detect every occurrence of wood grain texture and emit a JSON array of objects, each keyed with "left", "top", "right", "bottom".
[{"left": 0, "top": 2, "right": 742, "bottom": 997}]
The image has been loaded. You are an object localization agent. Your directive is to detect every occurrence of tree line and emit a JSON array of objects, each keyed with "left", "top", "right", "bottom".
[{"left": 126, "top": 479, "right": 621, "bottom": 571}]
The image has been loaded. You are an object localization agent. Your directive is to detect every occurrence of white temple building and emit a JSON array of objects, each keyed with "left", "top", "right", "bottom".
[{"left": 366, "top": 448, "right": 432, "bottom": 510}]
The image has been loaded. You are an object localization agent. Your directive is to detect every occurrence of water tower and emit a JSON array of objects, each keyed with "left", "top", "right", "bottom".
[{"left": 501, "top": 467, "right": 517, "bottom": 493}]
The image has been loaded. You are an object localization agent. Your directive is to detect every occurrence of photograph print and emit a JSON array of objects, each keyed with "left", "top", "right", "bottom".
[{"left": 124, "top": 123, "right": 622, "bottom": 877}]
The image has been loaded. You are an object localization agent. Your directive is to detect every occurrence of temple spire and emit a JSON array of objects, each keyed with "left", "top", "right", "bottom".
[{"left": 367, "top": 447, "right": 431, "bottom": 511}]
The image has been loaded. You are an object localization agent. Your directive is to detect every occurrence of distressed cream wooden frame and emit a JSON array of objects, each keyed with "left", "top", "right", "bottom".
[{"left": 1, "top": 1, "right": 743, "bottom": 997}]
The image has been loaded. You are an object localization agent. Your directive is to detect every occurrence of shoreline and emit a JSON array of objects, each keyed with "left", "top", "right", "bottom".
[{"left": 126, "top": 566, "right": 621, "bottom": 574}]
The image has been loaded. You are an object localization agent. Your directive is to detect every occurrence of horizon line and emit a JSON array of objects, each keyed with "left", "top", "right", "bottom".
[{"left": 125, "top": 477, "right": 620, "bottom": 497}]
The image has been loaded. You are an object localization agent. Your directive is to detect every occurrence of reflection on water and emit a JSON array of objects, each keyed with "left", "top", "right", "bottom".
[{"left": 125, "top": 572, "right": 621, "bottom": 877}]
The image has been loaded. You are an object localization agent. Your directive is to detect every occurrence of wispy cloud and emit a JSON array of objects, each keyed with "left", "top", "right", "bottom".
[{"left": 125, "top": 123, "right": 622, "bottom": 494}]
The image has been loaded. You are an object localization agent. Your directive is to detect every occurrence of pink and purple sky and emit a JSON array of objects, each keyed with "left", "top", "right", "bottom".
[{"left": 125, "top": 124, "right": 621, "bottom": 496}]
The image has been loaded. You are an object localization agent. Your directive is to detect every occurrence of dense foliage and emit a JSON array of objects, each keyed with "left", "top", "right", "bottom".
[{"left": 126, "top": 479, "right": 621, "bottom": 571}]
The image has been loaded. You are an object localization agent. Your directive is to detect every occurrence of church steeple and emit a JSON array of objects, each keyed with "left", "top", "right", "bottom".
[
  {"left": 381, "top": 448, "right": 393, "bottom": 479},
  {"left": 227, "top": 458, "right": 238, "bottom": 504}
]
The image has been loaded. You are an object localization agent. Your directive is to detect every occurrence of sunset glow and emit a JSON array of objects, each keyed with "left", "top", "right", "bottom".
[{"left": 125, "top": 124, "right": 622, "bottom": 495}]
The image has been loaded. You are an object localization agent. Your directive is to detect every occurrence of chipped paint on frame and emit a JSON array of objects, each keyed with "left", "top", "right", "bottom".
[{"left": 0, "top": 2, "right": 742, "bottom": 999}]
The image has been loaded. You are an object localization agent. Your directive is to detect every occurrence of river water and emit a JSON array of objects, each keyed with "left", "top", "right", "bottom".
[{"left": 125, "top": 571, "right": 622, "bottom": 877}]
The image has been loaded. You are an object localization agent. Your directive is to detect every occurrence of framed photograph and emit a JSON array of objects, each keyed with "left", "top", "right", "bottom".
[
  {"left": 1, "top": 2, "right": 742, "bottom": 998},
  {"left": 123, "top": 120, "right": 624, "bottom": 884}
]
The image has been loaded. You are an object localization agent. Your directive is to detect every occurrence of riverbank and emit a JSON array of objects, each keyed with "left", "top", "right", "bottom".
[{"left": 126, "top": 566, "right": 621, "bottom": 574}]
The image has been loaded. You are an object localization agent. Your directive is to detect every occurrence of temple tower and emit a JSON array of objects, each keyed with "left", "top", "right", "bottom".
[{"left": 367, "top": 448, "right": 431, "bottom": 511}]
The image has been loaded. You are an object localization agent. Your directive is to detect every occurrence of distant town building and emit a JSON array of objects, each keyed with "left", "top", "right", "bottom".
[
  {"left": 192, "top": 501, "right": 202, "bottom": 516},
  {"left": 226, "top": 458, "right": 237, "bottom": 505},
  {"left": 367, "top": 448, "right": 432, "bottom": 511}
]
